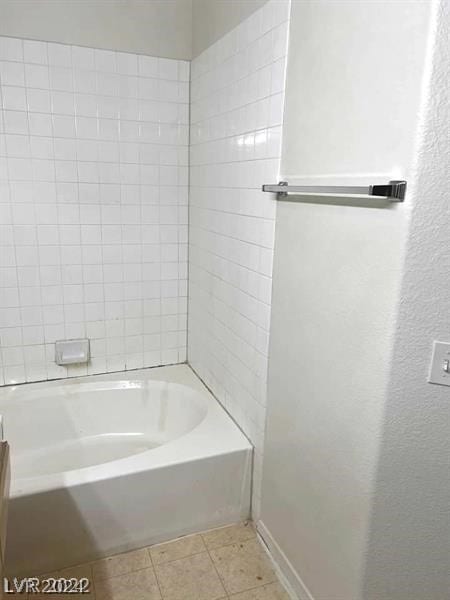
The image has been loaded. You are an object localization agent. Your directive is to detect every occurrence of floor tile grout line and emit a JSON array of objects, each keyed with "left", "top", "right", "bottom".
[
  {"left": 205, "top": 530, "right": 279, "bottom": 598},
  {"left": 148, "top": 546, "right": 208, "bottom": 566},
  {"left": 151, "top": 547, "right": 227, "bottom": 600},
  {"left": 92, "top": 562, "right": 153, "bottom": 584},
  {"left": 147, "top": 546, "right": 164, "bottom": 600},
  {"left": 205, "top": 542, "right": 229, "bottom": 598},
  {"left": 31, "top": 521, "right": 283, "bottom": 598},
  {"left": 140, "top": 522, "right": 257, "bottom": 562},
  {"left": 230, "top": 579, "right": 280, "bottom": 598},
  {"left": 201, "top": 534, "right": 258, "bottom": 553},
  {"left": 87, "top": 563, "right": 97, "bottom": 600},
  {"left": 199, "top": 523, "right": 257, "bottom": 553},
  {"left": 54, "top": 525, "right": 251, "bottom": 581}
]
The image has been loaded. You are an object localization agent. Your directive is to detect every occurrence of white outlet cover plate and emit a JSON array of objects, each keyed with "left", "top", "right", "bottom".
[{"left": 428, "top": 341, "right": 450, "bottom": 387}]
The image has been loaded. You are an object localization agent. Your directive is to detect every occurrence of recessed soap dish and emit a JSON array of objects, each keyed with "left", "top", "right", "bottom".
[{"left": 55, "top": 339, "right": 90, "bottom": 365}]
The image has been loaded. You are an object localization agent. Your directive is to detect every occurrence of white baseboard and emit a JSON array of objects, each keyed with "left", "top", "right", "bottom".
[{"left": 257, "top": 519, "right": 315, "bottom": 600}]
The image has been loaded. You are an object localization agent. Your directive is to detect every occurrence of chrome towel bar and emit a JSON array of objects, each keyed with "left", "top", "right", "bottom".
[{"left": 262, "top": 180, "right": 407, "bottom": 202}]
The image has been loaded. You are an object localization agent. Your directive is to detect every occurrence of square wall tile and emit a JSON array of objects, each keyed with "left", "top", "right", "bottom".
[
  {"left": 188, "top": 0, "right": 290, "bottom": 519},
  {"left": 0, "top": 34, "right": 188, "bottom": 386}
]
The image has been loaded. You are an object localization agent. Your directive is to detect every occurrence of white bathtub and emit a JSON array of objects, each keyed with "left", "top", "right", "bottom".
[{"left": 0, "top": 365, "right": 252, "bottom": 575}]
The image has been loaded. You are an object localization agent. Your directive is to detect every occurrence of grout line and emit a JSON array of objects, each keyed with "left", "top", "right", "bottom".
[
  {"left": 190, "top": 91, "right": 285, "bottom": 131},
  {"left": 187, "top": 314, "right": 270, "bottom": 368},
  {"left": 189, "top": 155, "right": 282, "bottom": 168},
  {"left": 147, "top": 548, "right": 208, "bottom": 567},
  {"left": 201, "top": 535, "right": 257, "bottom": 553},
  {"left": 88, "top": 563, "right": 97, "bottom": 600},
  {"left": 1, "top": 33, "right": 192, "bottom": 63},
  {"left": 187, "top": 201, "right": 275, "bottom": 221},
  {"left": 32, "top": 522, "right": 283, "bottom": 599},
  {"left": 189, "top": 217, "right": 276, "bottom": 250},
  {"left": 191, "top": 42, "right": 288, "bottom": 101},
  {"left": 203, "top": 527, "right": 276, "bottom": 598},
  {"left": 204, "top": 540, "right": 229, "bottom": 597},
  {"left": 143, "top": 524, "right": 257, "bottom": 566},
  {"left": 189, "top": 361, "right": 258, "bottom": 445},
  {"left": 92, "top": 564, "right": 150, "bottom": 582},
  {"left": 147, "top": 547, "right": 164, "bottom": 600},
  {"left": 189, "top": 251, "right": 273, "bottom": 296},
  {"left": 0, "top": 70, "right": 190, "bottom": 93},
  {"left": 185, "top": 57, "right": 192, "bottom": 367}
]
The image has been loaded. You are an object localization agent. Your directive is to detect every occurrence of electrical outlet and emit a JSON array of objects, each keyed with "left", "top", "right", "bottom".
[{"left": 428, "top": 341, "right": 450, "bottom": 386}]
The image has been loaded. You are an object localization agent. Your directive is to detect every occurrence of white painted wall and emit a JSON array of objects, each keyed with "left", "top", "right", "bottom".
[
  {"left": 0, "top": 0, "right": 192, "bottom": 59},
  {"left": 191, "top": 0, "right": 268, "bottom": 57},
  {"left": 362, "top": 3, "right": 450, "bottom": 597},
  {"left": 0, "top": 0, "right": 271, "bottom": 60},
  {"left": 259, "top": 1, "right": 441, "bottom": 599},
  {"left": 0, "top": 37, "right": 189, "bottom": 385},
  {"left": 188, "top": 0, "right": 290, "bottom": 518},
  {"left": 281, "top": 0, "right": 433, "bottom": 185}
]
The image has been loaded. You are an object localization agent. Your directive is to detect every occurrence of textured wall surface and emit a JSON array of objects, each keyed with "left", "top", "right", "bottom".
[
  {"left": 0, "top": 37, "right": 189, "bottom": 384},
  {"left": 363, "top": 2, "right": 450, "bottom": 598},
  {"left": 0, "top": 0, "right": 193, "bottom": 60},
  {"left": 259, "top": 1, "right": 439, "bottom": 599},
  {"left": 188, "top": 0, "right": 290, "bottom": 516}
]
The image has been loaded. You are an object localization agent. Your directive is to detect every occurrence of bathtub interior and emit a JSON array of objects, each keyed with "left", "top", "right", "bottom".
[{"left": 1, "top": 379, "right": 209, "bottom": 479}]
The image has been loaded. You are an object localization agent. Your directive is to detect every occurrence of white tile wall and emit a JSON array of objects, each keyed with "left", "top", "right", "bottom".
[
  {"left": 188, "top": 0, "right": 290, "bottom": 517},
  {"left": 0, "top": 36, "right": 189, "bottom": 385}
]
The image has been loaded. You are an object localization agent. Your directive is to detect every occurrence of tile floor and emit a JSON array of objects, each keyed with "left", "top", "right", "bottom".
[{"left": 26, "top": 522, "right": 291, "bottom": 600}]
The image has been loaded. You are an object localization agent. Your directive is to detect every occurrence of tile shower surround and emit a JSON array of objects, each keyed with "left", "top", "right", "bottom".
[
  {"left": 188, "top": 0, "right": 290, "bottom": 517},
  {"left": 0, "top": 37, "right": 189, "bottom": 385},
  {"left": 0, "top": 0, "right": 291, "bottom": 524}
]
